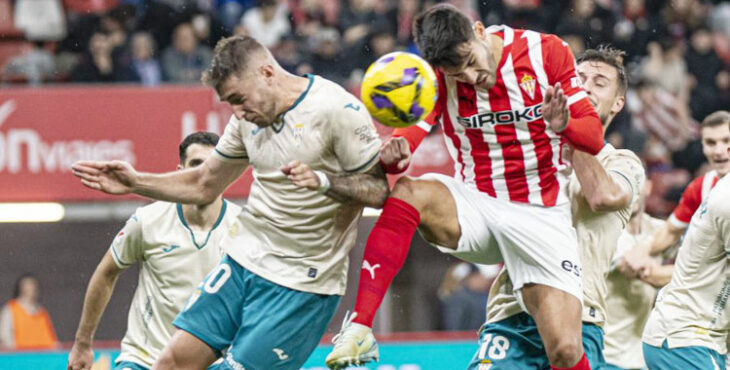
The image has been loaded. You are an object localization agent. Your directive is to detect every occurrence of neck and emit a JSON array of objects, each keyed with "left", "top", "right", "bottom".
[
  {"left": 181, "top": 197, "right": 224, "bottom": 230},
  {"left": 627, "top": 212, "right": 644, "bottom": 234},
  {"left": 17, "top": 296, "right": 36, "bottom": 308},
  {"left": 488, "top": 34, "right": 503, "bottom": 68},
  {"left": 274, "top": 73, "right": 309, "bottom": 118}
]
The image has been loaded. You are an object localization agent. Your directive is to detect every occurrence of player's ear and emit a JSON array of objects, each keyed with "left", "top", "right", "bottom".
[
  {"left": 261, "top": 64, "right": 275, "bottom": 81},
  {"left": 611, "top": 95, "right": 625, "bottom": 116},
  {"left": 473, "top": 21, "right": 486, "bottom": 40}
]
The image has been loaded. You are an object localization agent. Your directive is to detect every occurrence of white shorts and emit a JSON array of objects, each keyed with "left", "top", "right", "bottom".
[{"left": 419, "top": 173, "right": 583, "bottom": 304}]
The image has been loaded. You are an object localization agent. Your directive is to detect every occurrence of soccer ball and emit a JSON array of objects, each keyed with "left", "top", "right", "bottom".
[{"left": 361, "top": 52, "right": 438, "bottom": 128}]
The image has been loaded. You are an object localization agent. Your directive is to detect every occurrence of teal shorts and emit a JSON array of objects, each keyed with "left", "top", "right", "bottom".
[
  {"left": 114, "top": 361, "right": 147, "bottom": 370},
  {"left": 174, "top": 255, "right": 341, "bottom": 370},
  {"left": 643, "top": 340, "right": 726, "bottom": 370},
  {"left": 467, "top": 312, "right": 605, "bottom": 369}
]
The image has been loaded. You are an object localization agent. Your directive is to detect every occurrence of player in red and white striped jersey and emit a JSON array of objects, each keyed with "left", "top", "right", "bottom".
[
  {"left": 621, "top": 110, "right": 730, "bottom": 287},
  {"left": 326, "top": 4, "right": 603, "bottom": 370}
]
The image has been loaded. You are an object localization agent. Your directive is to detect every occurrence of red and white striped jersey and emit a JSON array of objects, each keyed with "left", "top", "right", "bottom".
[
  {"left": 394, "top": 25, "right": 603, "bottom": 207},
  {"left": 668, "top": 170, "right": 720, "bottom": 228}
]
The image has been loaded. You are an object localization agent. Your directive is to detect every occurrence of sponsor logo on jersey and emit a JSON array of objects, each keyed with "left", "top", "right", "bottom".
[
  {"left": 519, "top": 74, "right": 536, "bottom": 100},
  {"left": 456, "top": 104, "right": 543, "bottom": 129},
  {"left": 561, "top": 259, "right": 582, "bottom": 278}
]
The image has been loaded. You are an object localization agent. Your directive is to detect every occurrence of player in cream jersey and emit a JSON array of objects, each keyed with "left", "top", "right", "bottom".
[
  {"left": 603, "top": 199, "right": 664, "bottom": 370},
  {"left": 72, "top": 35, "right": 390, "bottom": 370},
  {"left": 469, "top": 47, "right": 645, "bottom": 369},
  {"left": 642, "top": 175, "right": 730, "bottom": 369},
  {"left": 68, "top": 133, "right": 241, "bottom": 370}
]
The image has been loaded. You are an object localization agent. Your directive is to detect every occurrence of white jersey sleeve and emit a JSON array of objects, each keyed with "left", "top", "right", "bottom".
[
  {"left": 109, "top": 212, "right": 144, "bottom": 268},
  {"left": 214, "top": 116, "right": 248, "bottom": 162},
  {"left": 329, "top": 100, "right": 380, "bottom": 173}
]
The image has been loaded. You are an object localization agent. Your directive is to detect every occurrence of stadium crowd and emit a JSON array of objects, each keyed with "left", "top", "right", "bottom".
[{"left": 2, "top": 0, "right": 729, "bottom": 217}]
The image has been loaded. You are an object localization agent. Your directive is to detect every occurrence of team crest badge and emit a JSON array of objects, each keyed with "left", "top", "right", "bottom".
[{"left": 520, "top": 74, "right": 536, "bottom": 100}]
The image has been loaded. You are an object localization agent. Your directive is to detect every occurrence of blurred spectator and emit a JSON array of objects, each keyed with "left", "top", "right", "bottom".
[
  {"left": 162, "top": 23, "right": 213, "bottom": 83},
  {"left": 554, "top": 0, "right": 615, "bottom": 49},
  {"left": 438, "top": 263, "right": 496, "bottom": 331},
  {"left": 70, "top": 31, "right": 135, "bottom": 82},
  {"left": 686, "top": 27, "right": 725, "bottom": 121},
  {"left": 3, "top": 42, "right": 56, "bottom": 85},
  {"left": 384, "top": 0, "right": 420, "bottom": 47},
  {"left": 340, "top": 0, "right": 377, "bottom": 47},
  {"left": 218, "top": 0, "right": 256, "bottom": 32},
  {"left": 309, "top": 28, "right": 350, "bottom": 84},
  {"left": 13, "top": 0, "right": 66, "bottom": 41},
  {"left": 639, "top": 39, "right": 689, "bottom": 98},
  {"left": 126, "top": 32, "right": 162, "bottom": 86},
  {"left": 0, "top": 274, "right": 58, "bottom": 350},
  {"left": 612, "top": 0, "right": 662, "bottom": 62},
  {"left": 272, "top": 35, "right": 308, "bottom": 74},
  {"left": 240, "top": 0, "right": 291, "bottom": 48}
]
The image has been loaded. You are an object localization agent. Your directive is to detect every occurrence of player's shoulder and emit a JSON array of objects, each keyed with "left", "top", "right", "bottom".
[
  {"left": 222, "top": 199, "right": 243, "bottom": 218},
  {"left": 706, "top": 176, "right": 730, "bottom": 215},
  {"left": 683, "top": 174, "right": 707, "bottom": 195},
  {"left": 135, "top": 201, "right": 176, "bottom": 224},
  {"left": 603, "top": 145, "right": 643, "bottom": 170}
]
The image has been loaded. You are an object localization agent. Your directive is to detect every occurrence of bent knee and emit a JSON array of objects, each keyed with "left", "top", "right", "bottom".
[
  {"left": 546, "top": 339, "right": 583, "bottom": 366},
  {"left": 390, "top": 177, "right": 446, "bottom": 211},
  {"left": 152, "top": 350, "right": 177, "bottom": 370}
]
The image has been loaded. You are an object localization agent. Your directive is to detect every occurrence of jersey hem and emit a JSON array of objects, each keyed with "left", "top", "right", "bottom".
[{"left": 213, "top": 148, "right": 248, "bottom": 162}]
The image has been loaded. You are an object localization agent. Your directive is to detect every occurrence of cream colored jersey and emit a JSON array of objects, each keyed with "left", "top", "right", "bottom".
[
  {"left": 214, "top": 74, "right": 381, "bottom": 296},
  {"left": 603, "top": 215, "right": 664, "bottom": 369},
  {"left": 486, "top": 144, "right": 645, "bottom": 326},
  {"left": 110, "top": 200, "right": 241, "bottom": 368},
  {"left": 643, "top": 175, "right": 730, "bottom": 354}
]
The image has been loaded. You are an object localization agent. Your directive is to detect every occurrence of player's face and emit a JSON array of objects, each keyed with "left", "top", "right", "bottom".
[
  {"left": 220, "top": 71, "right": 278, "bottom": 126},
  {"left": 440, "top": 22, "right": 497, "bottom": 89},
  {"left": 179, "top": 144, "right": 215, "bottom": 170},
  {"left": 701, "top": 123, "right": 730, "bottom": 175},
  {"left": 577, "top": 60, "right": 624, "bottom": 128}
]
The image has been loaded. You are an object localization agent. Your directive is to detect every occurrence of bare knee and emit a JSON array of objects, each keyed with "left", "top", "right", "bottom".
[
  {"left": 546, "top": 338, "right": 583, "bottom": 367},
  {"left": 152, "top": 349, "right": 178, "bottom": 370}
]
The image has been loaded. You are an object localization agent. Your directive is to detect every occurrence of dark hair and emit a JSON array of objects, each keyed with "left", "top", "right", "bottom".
[
  {"left": 202, "top": 35, "right": 266, "bottom": 94},
  {"left": 701, "top": 110, "right": 730, "bottom": 128},
  {"left": 179, "top": 132, "right": 220, "bottom": 163},
  {"left": 413, "top": 4, "right": 474, "bottom": 68},
  {"left": 13, "top": 273, "right": 38, "bottom": 299},
  {"left": 577, "top": 45, "right": 629, "bottom": 96}
]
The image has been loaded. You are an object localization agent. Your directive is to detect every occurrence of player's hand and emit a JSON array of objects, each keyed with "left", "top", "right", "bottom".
[
  {"left": 379, "top": 137, "right": 411, "bottom": 172},
  {"left": 68, "top": 342, "right": 94, "bottom": 370},
  {"left": 543, "top": 82, "right": 570, "bottom": 133},
  {"left": 281, "top": 160, "right": 320, "bottom": 190},
  {"left": 71, "top": 160, "right": 137, "bottom": 195}
]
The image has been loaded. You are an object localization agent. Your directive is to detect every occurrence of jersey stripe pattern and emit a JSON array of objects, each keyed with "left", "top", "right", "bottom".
[{"left": 394, "top": 25, "right": 599, "bottom": 207}]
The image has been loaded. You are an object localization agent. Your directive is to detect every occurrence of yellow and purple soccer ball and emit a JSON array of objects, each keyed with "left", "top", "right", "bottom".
[{"left": 361, "top": 52, "right": 438, "bottom": 128}]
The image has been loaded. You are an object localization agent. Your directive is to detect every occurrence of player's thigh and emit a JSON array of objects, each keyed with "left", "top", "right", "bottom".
[
  {"left": 402, "top": 173, "right": 502, "bottom": 264},
  {"left": 467, "top": 312, "right": 550, "bottom": 370},
  {"left": 643, "top": 341, "right": 725, "bottom": 370},
  {"left": 223, "top": 273, "right": 341, "bottom": 370},
  {"left": 519, "top": 284, "right": 582, "bottom": 359},
  {"left": 153, "top": 330, "right": 217, "bottom": 370},
  {"left": 114, "top": 361, "right": 149, "bottom": 370},
  {"left": 172, "top": 255, "right": 246, "bottom": 356},
  {"left": 581, "top": 323, "right": 607, "bottom": 370}
]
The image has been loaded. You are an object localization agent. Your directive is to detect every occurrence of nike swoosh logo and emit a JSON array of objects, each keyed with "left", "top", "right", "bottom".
[{"left": 162, "top": 245, "right": 180, "bottom": 253}]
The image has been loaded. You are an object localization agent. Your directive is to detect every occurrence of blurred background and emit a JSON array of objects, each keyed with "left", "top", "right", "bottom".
[{"left": 0, "top": 0, "right": 728, "bottom": 368}]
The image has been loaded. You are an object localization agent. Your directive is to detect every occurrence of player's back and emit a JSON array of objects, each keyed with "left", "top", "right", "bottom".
[
  {"left": 643, "top": 175, "right": 730, "bottom": 354},
  {"left": 426, "top": 25, "right": 594, "bottom": 207},
  {"left": 214, "top": 74, "right": 382, "bottom": 297},
  {"left": 112, "top": 200, "right": 241, "bottom": 368}
]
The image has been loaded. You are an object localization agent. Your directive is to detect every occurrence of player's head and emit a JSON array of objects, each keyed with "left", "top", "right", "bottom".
[
  {"left": 13, "top": 273, "right": 40, "bottom": 302},
  {"left": 203, "top": 35, "right": 282, "bottom": 126},
  {"left": 576, "top": 46, "right": 628, "bottom": 129},
  {"left": 700, "top": 110, "right": 730, "bottom": 176},
  {"left": 413, "top": 4, "right": 498, "bottom": 89},
  {"left": 178, "top": 132, "right": 219, "bottom": 170}
]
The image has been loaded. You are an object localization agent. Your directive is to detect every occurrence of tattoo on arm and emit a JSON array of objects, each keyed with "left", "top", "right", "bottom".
[{"left": 324, "top": 163, "right": 390, "bottom": 208}]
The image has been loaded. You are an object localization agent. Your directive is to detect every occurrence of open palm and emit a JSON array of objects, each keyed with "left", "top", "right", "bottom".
[{"left": 71, "top": 160, "right": 138, "bottom": 195}]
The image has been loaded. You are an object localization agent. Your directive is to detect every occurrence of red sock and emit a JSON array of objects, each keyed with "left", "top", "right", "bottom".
[
  {"left": 353, "top": 197, "right": 420, "bottom": 327},
  {"left": 550, "top": 353, "right": 591, "bottom": 370}
]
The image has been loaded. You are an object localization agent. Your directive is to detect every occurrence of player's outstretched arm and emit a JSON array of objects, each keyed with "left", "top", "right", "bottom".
[
  {"left": 282, "top": 160, "right": 389, "bottom": 208},
  {"left": 648, "top": 221, "right": 685, "bottom": 256},
  {"left": 68, "top": 251, "right": 122, "bottom": 370},
  {"left": 72, "top": 155, "right": 247, "bottom": 205},
  {"left": 571, "top": 150, "right": 636, "bottom": 212}
]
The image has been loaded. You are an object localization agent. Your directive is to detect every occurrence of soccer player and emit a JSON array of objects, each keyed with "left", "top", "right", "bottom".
[
  {"left": 641, "top": 161, "right": 730, "bottom": 369},
  {"left": 67, "top": 132, "right": 241, "bottom": 370},
  {"left": 602, "top": 183, "right": 664, "bottom": 370},
  {"left": 326, "top": 5, "right": 604, "bottom": 370},
  {"left": 71, "top": 35, "right": 389, "bottom": 370},
  {"left": 628, "top": 110, "right": 730, "bottom": 280},
  {"left": 468, "top": 47, "right": 644, "bottom": 369}
]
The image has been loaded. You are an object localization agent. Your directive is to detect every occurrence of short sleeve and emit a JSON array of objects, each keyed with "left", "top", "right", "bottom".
[
  {"left": 605, "top": 151, "right": 646, "bottom": 208},
  {"left": 214, "top": 115, "right": 248, "bottom": 163},
  {"left": 544, "top": 35, "right": 587, "bottom": 107},
  {"left": 331, "top": 99, "right": 382, "bottom": 173},
  {"left": 109, "top": 212, "right": 144, "bottom": 269},
  {"left": 670, "top": 177, "right": 703, "bottom": 227}
]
